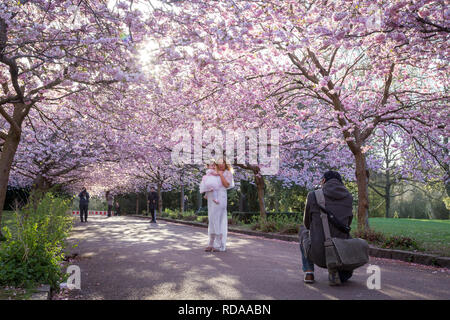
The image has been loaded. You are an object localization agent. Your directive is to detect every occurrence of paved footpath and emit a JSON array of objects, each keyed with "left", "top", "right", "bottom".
[{"left": 63, "top": 216, "right": 450, "bottom": 300}]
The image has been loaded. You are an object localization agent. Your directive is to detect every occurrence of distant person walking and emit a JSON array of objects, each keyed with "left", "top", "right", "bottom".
[
  {"left": 299, "top": 171, "right": 354, "bottom": 286},
  {"left": 106, "top": 191, "right": 114, "bottom": 217},
  {"left": 147, "top": 188, "right": 158, "bottom": 223},
  {"left": 115, "top": 200, "right": 121, "bottom": 216},
  {"left": 184, "top": 195, "right": 189, "bottom": 211},
  {"left": 79, "top": 187, "right": 90, "bottom": 223}
]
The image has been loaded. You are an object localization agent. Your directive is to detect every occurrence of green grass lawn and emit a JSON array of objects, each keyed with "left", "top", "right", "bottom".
[
  {"left": 352, "top": 218, "right": 450, "bottom": 256},
  {"left": 230, "top": 216, "right": 450, "bottom": 256}
]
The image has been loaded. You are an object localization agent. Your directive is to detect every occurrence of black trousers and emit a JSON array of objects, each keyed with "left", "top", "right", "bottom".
[
  {"left": 149, "top": 206, "right": 156, "bottom": 221},
  {"left": 107, "top": 204, "right": 113, "bottom": 217},
  {"left": 80, "top": 203, "right": 88, "bottom": 222}
]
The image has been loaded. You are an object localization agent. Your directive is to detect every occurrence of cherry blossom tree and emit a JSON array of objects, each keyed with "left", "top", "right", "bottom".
[
  {"left": 0, "top": 0, "right": 151, "bottom": 236},
  {"left": 9, "top": 110, "right": 120, "bottom": 195},
  {"left": 2, "top": 0, "right": 447, "bottom": 234},
  {"left": 143, "top": 0, "right": 448, "bottom": 230}
]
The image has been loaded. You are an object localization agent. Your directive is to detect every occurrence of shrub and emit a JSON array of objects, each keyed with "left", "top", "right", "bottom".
[
  {"left": 279, "top": 223, "right": 300, "bottom": 234},
  {"left": 250, "top": 222, "right": 260, "bottom": 230},
  {"left": 259, "top": 220, "right": 278, "bottom": 233},
  {"left": 167, "top": 210, "right": 179, "bottom": 219},
  {"left": 249, "top": 213, "right": 302, "bottom": 234},
  {"left": 0, "top": 193, "right": 73, "bottom": 289},
  {"left": 270, "top": 213, "right": 302, "bottom": 231},
  {"left": 228, "top": 217, "right": 240, "bottom": 226},
  {"left": 353, "top": 229, "right": 421, "bottom": 251},
  {"left": 381, "top": 236, "right": 420, "bottom": 251},
  {"left": 195, "top": 208, "right": 208, "bottom": 216},
  {"left": 353, "top": 229, "right": 386, "bottom": 244},
  {"left": 159, "top": 210, "right": 171, "bottom": 218},
  {"left": 249, "top": 215, "right": 261, "bottom": 230},
  {"left": 181, "top": 213, "right": 197, "bottom": 221}
]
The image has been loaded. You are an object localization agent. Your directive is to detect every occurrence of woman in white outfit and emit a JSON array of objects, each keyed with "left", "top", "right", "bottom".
[{"left": 199, "top": 158, "right": 235, "bottom": 252}]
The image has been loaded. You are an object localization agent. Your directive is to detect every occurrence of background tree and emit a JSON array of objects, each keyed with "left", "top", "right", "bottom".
[
  {"left": 147, "top": 0, "right": 448, "bottom": 230},
  {"left": 0, "top": 0, "right": 149, "bottom": 237}
]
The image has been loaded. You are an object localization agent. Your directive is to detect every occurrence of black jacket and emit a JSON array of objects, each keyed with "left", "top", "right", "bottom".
[
  {"left": 147, "top": 192, "right": 158, "bottom": 205},
  {"left": 79, "top": 190, "right": 90, "bottom": 205},
  {"left": 303, "top": 178, "right": 353, "bottom": 268}
]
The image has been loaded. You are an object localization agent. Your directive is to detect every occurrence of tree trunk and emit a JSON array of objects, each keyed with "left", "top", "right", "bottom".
[
  {"left": 30, "top": 174, "right": 51, "bottom": 213},
  {"left": 444, "top": 137, "right": 449, "bottom": 197},
  {"left": 180, "top": 183, "right": 184, "bottom": 213},
  {"left": 157, "top": 183, "right": 162, "bottom": 215},
  {"left": 274, "top": 185, "right": 280, "bottom": 212},
  {"left": 255, "top": 172, "right": 266, "bottom": 220},
  {"left": 239, "top": 190, "right": 244, "bottom": 212},
  {"left": 135, "top": 193, "right": 140, "bottom": 215},
  {"left": 235, "top": 164, "right": 266, "bottom": 219},
  {"left": 354, "top": 151, "right": 370, "bottom": 231},
  {"left": 385, "top": 170, "right": 391, "bottom": 218},
  {"left": 385, "top": 191, "right": 391, "bottom": 218},
  {"left": 0, "top": 129, "right": 22, "bottom": 239},
  {"left": 146, "top": 190, "right": 149, "bottom": 216}
]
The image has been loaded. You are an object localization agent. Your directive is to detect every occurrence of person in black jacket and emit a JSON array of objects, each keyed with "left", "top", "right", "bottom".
[
  {"left": 115, "top": 200, "right": 121, "bottom": 216},
  {"left": 299, "top": 171, "right": 354, "bottom": 286},
  {"left": 106, "top": 191, "right": 114, "bottom": 217},
  {"left": 78, "top": 187, "right": 90, "bottom": 223},
  {"left": 147, "top": 188, "right": 158, "bottom": 223}
]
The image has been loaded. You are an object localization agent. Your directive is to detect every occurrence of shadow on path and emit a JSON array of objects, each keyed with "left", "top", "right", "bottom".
[{"left": 64, "top": 216, "right": 450, "bottom": 300}]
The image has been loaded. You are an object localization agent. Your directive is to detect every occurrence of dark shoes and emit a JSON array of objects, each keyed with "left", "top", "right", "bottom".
[
  {"left": 302, "top": 270, "right": 345, "bottom": 285},
  {"left": 304, "top": 273, "right": 315, "bottom": 284},
  {"left": 328, "top": 270, "right": 342, "bottom": 286}
]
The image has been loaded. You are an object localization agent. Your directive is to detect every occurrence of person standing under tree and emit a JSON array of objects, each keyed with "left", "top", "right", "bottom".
[
  {"left": 106, "top": 191, "right": 114, "bottom": 217},
  {"left": 115, "top": 200, "right": 121, "bottom": 216},
  {"left": 147, "top": 187, "right": 158, "bottom": 223},
  {"left": 78, "top": 187, "right": 90, "bottom": 223},
  {"left": 199, "top": 158, "right": 235, "bottom": 252}
]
